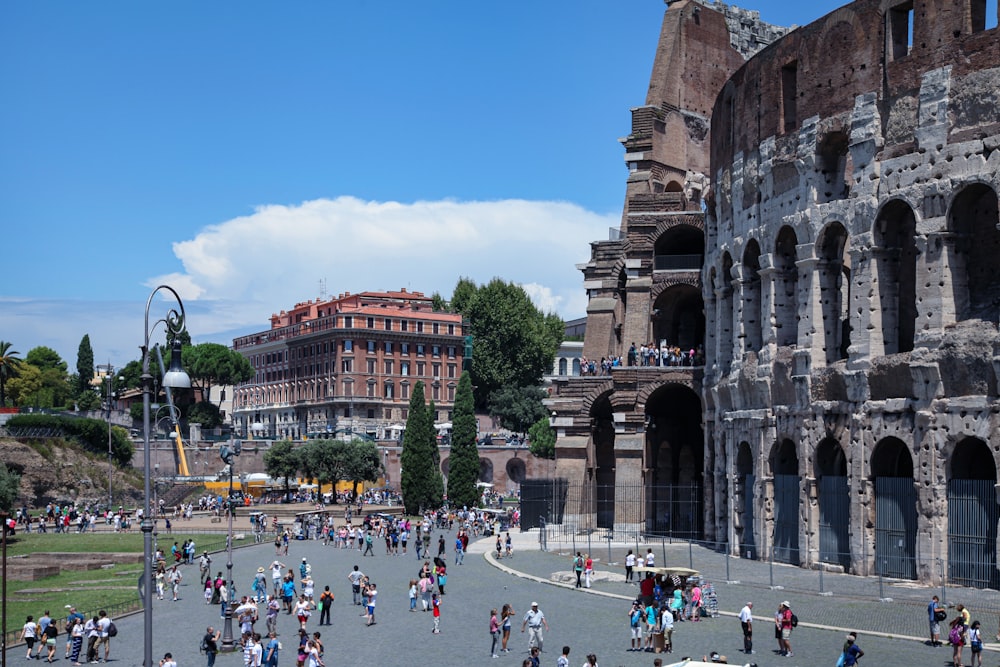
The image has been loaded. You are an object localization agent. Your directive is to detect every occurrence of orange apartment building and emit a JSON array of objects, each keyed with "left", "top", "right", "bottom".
[{"left": 232, "top": 289, "right": 464, "bottom": 441}]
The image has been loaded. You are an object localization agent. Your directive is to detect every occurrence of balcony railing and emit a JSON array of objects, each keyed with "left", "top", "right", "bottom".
[{"left": 654, "top": 254, "right": 703, "bottom": 271}]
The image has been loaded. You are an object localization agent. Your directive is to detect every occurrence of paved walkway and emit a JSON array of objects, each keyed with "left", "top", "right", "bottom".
[{"left": 2, "top": 521, "right": 984, "bottom": 667}]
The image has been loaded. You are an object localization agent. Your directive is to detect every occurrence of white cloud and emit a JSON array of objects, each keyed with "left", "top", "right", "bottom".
[
  {"left": 5, "top": 197, "right": 614, "bottom": 368},
  {"left": 152, "top": 196, "right": 614, "bottom": 331}
]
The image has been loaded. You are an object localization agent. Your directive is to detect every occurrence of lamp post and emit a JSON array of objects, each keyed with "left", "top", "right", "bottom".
[
  {"left": 219, "top": 437, "right": 242, "bottom": 651},
  {"left": 141, "top": 285, "right": 191, "bottom": 667},
  {"left": 2, "top": 511, "right": 9, "bottom": 667},
  {"left": 106, "top": 363, "right": 116, "bottom": 510}
]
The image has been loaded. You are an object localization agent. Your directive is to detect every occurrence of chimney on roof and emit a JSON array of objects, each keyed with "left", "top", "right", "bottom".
[{"left": 400, "top": 288, "right": 407, "bottom": 293}]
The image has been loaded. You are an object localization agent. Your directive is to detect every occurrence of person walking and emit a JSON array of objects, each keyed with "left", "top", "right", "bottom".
[
  {"left": 490, "top": 608, "right": 501, "bottom": 658},
  {"left": 431, "top": 593, "right": 441, "bottom": 634},
  {"left": 584, "top": 554, "right": 594, "bottom": 589},
  {"left": 969, "top": 620, "right": 984, "bottom": 667},
  {"left": 318, "top": 586, "right": 334, "bottom": 625},
  {"left": 521, "top": 601, "right": 550, "bottom": 652},
  {"left": 202, "top": 627, "right": 221, "bottom": 667},
  {"left": 19, "top": 615, "right": 38, "bottom": 661},
  {"left": 263, "top": 631, "right": 279, "bottom": 667},
  {"left": 159, "top": 653, "right": 176, "bottom": 667},
  {"left": 841, "top": 632, "right": 864, "bottom": 666},
  {"left": 68, "top": 616, "right": 85, "bottom": 666},
  {"left": 624, "top": 550, "right": 635, "bottom": 584},
  {"left": 738, "top": 601, "right": 754, "bottom": 654},
  {"left": 557, "top": 646, "right": 571, "bottom": 667},
  {"left": 661, "top": 603, "right": 674, "bottom": 654},
  {"left": 573, "top": 552, "right": 584, "bottom": 588}
]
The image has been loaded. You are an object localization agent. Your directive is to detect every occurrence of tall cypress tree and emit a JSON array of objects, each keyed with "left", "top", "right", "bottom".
[
  {"left": 426, "top": 399, "right": 444, "bottom": 508},
  {"left": 76, "top": 334, "right": 94, "bottom": 396},
  {"left": 401, "top": 382, "right": 435, "bottom": 514},
  {"left": 447, "top": 372, "right": 480, "bottom": 509}
]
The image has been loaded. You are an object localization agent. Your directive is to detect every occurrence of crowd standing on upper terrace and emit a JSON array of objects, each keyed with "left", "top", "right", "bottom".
[{"left": 580, "top": 343, "right": 705, "bottom": 376}]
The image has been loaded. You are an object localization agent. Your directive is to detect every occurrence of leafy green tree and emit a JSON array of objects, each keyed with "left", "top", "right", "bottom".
[
  {"left": 187, "top": 401, "right": 223, "bottom": 428},
  {"left": 76, "top": 389, "right": 102, "bottom": 411},
  {"left": 488, "top": 385, "right": 549, "bottom": 433},
  {"left": 344, "top": 440, "right": 382, "bottom": 496},
  {"left": 6, "top": 363, "right": 41, "bottom": 406},
  {"left": 430, "top": 292, "right": 446, "bottom": 312},
  {"left": 25, "top": 346, "right": 68, "bottom": 373},
  {"left": 400, "top": 382, "right": 443, "bottom": 513},
  {"left": 463, "top": 278, "right": 563, "bottom": 408},
  {"left": 300, "top": 439, "right": 349, "bottom": 501},
  {"left": 0, "top": 341, "right": 23, "bottom": 406},
  {"left": 450, "top": 277, "right": 478, "bottom": 314},
  {"left": 263, "top": 439, "right": 301, "bottom": 502},
  {"left": 184, "top": 343, "right": 255, "bottom": 405},
  {"left": 0, "top": 463, "right": 20, "bottom": 513},
  {"left": 447, "top": 372, "right": 480, "bottom": 509},
  {"left": 528, "top": 416, "right": 556, "bottom": 459},
  {"left": 75, "top": 334, "right": 95, "bottom": 396}
]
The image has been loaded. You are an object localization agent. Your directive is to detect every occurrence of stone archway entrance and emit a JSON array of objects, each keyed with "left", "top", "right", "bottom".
[
  {"left": 644, "top": 384, "right": 704, "bottom": 538},
  {"left": 736, "top": 442, "right": 756, "bottom": 559},
  {"left": 592, "top": 394, "right": 616, "bottom": 530},
  {"left": 816, "top": 437, "right": 850, "bottom": 568},
  {"left": 771, "top": 438, "right": 800, "bottom": 564},
  {"left": 947, "top": 437, "right": 999, "bottom": 588},
  {"left": 872, "top": 437, "right": 917, "bottom": 579}
]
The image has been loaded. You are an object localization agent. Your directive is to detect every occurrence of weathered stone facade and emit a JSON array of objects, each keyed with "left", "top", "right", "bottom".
[{"left": 553, "top": 0, "right": 1000, "bottom": 585}]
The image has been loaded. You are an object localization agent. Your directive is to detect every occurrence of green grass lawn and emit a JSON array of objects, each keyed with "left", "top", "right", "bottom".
[{"left": 1, "top": 531, "right": 252, "bottom": 642}]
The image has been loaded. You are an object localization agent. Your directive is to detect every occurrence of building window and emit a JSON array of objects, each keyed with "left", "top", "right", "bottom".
[
  {"left": 385, "top": 318, "right": 392, "bottom": 331},
  {"left": 417, "top": 344, "right": 425, "bottom": 356},
  {"left": 448, "top": 364, "right": 456, "bottom": 378},
  {"left": 401, "top": 361, "right": 409, "bottom": 376},
  {"left": 433, "top": 323, "right": 439, "bottom": 334},
  {"left": 341, "top": 359, "right": 353, "bottom": 373},
  {"left": 448, "top": 386, "right": 455, "bottom": 401},
  {"left": 367, "top": 340, "right": 376, "bottom": 353},
  {"left": 417, "top": 362, "right": 425, "bottom": 376},
  {"left": 384, "top": 360, "right": 393, "bottom": 375},
  {"left": 971, "top": 0, "right": 999, "bottom": 31},
  {"left": 401, "top": 343, "right": 410, "bottom": 355},
  {"left": 432, "top": 385, "right": 440, "bottom": 400},
  {"left": 888, "top": 2, "right": 913, "bottom": 60},
  {"left": 402, "top": 407, "right": 408, "bottom": 418},
  {"left": 384, "top": 382, "right": 394, "bottom": 398},
  {"left": 781, "top": 61, "right": 798, "bottom": 133},
  {"left": 447, "top": 346, "right": 456, "bottom": 358},
  {"left": 343, "top": 406, "right": 352, "bottom": 418},
  {"left": 384, "top": 341, "right": 393, "bottom": 354},
  {"left": 344, "top": 339, "right": 353, "bottom": 352},
  {"left": 344, "top": 316, "right": 353, "bottom": 328},
  {"left": 367, "top": 359, "right": 376, "bottom": 374},
  {"left": 417, "top": 322, "right": 424, "bottom": 333},
  {"left": 367, "top": 317, "right": 374, "bottom": 328},
  {"left": 367, "top": 409, "right": 375, "bottom": 419},
  {"left": 367, "top": 381, "right": 376, "bottom": 398},
  {"left": 432, "top": 345, "right": 440, "bottom": 357},
  {"left": 401, "top": 320, "right": 408, "bottom": 332},
  {"left": 448, "top": 324, "right": 455, "bottom": 335},
  {"left": 432, "top": 363, "right": 441, "bottom": 378}
]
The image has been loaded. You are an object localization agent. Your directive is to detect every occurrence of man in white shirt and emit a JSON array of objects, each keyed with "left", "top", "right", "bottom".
[
  {"left": 738, "top": 601, "right": 754, "bottom": 654},
  {"left": 96, "top": 611, "right": 112, "bottom": 663},
  {"left": 270, "top": 561, "right": 285, "bottom": 596}
]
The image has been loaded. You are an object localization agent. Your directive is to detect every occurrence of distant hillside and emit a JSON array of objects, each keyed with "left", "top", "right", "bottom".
[{"left": 0, "top": 437, "right": 144, "bottom": 509}]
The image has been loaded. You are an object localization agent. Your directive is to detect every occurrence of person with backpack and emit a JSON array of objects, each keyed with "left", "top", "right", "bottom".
[
  {"left": 968, "top": 620, "right": 984, "bottom": 667},
  {"left": 573, "top": 552, "right": 584, "bottom": 588},
  {"left": 950, "top": 614, "right": 969, "bottom": 667},
  {"left": 318, "top": 586, "right": 334, "bottom": 626},
  {"left": 628, "top": 601, "right": 643, "bottom": 652},
  {"left": 929, "top": 595, "right": 947, "bottom": 647},
  {"left": 777, "top": 601, "right": 795, "bottom": 658},
  {"left": 201, "top": 627, "right": 220, "bottom": 667}
]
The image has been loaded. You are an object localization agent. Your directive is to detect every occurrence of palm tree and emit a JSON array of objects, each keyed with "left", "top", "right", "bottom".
[{"left": 0, "top": 341, "right": 23, "bottom": 407}]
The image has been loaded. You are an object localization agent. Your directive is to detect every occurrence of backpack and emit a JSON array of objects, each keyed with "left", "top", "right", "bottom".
[
  {"left": 949, "top": 624, "right": 965, "bottom": 646},
  {"left": 199, "top": 637, "right": 209, "bottom": 654},
  {"left": 107, "top": 622, "right": 118, "bottom": 638},
  {"left": 935, "top": 608, "right": 948, "bottom": 622},
  {"left": 790, "top": 613, "right": 799, "bottom": 628}
]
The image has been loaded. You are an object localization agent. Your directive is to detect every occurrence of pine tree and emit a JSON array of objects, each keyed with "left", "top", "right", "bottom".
[
  {"left": 447, "top": 371, "right": 480, "bottom": 509},
  {"left": 76, "top": 335, "right": 94, "bottom": 396},
  {"left": 426, "top": 399, "right": 444, "bottom": 507}
]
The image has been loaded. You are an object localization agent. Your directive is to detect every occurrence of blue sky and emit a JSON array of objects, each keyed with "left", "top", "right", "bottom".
[{"left": 1, "top": 0, "right": 843, "bottom": 369}]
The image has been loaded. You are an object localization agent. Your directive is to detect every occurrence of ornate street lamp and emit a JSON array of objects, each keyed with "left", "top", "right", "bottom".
[{"left": 141, "top": 285, "right": 191, "bottom": 667}]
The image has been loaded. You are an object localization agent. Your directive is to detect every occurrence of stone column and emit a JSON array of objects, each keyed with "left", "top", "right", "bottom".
[
  {"left": 730, "top": 265, "right": 749, "bottom": 364},
  {"left": 615, "top": 434, "right": 645, "bottom": 536},
  {"left": 918, "top": 232, "right": 963, "bottom": 334},
  {"left": 804, "top": 476, "right": 818, "bottom": 569},
  {"left": 555, "top": 435, "right": 593, "bottom": 530},
  {"left": 795, "top": 248, "right": 825, "bottom": 368}
]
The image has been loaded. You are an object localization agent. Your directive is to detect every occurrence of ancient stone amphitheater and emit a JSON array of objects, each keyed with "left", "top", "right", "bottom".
[{"left": 548, "top": 0, "right": 1000, "bottom": 586}]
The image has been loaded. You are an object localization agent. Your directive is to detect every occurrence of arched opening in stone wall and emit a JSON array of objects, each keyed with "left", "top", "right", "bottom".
[
  {"left": 817, "top": 222, "right": 851, "bottom": 363},
  {"left": 479, "top": 457, "right": 494, "bottom": 484},
  {"left": 506, "top": 457, "right": 526, "bottom": 485},
  {"left": 815, "top": 437, "right": 850, "bottom": 568},
  {"left": 947, "top": 437, "right": 999, "bottom": 588},
  {"left": 871, "top": 437, "right": 916, "bottom": 579},
  {"left": 653, "top": 224, "right": 704, "bottom": 271},
  {"left": 769, "top": 438, "right": 800, "bottom": 564},
  {"left": 719, "top": 253, "right": 735, "bottom": 371},
  {"left": 742, "top": 240, "right": 763, "bottom": 354},
  {"left": 614, "top": 268, "right": 628, "bottom": 347},
  {"left": 736, "top": 441, "right": 756, "bottom": 559},
  {"left": 816, "top": 130, "right": 851, "bottom": 204},
  {"left": 949, "top": 184, "right": 1000, "bottom": 321},
  {"left": 774, "top": 226, "right": 800, "bottom": 346},
  {"left": 874, "top": 200, "right": 918, "bottom": 354},
  {"left": 652, "top": 285, "right": 705, "bottom": 354},
  {"left": 591, "top": 394, "right": 617, "bottom": 530},
  {"left": 558, "top": 358, "right": 568, "bottom": 375},
  {"left": 645, "top": 383, "right": 704, "bottom": 538}
]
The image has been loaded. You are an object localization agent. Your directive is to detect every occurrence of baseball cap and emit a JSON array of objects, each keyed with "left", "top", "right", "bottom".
[{"left": 531, "top": 601, "right": 538, "bottom": 606}]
